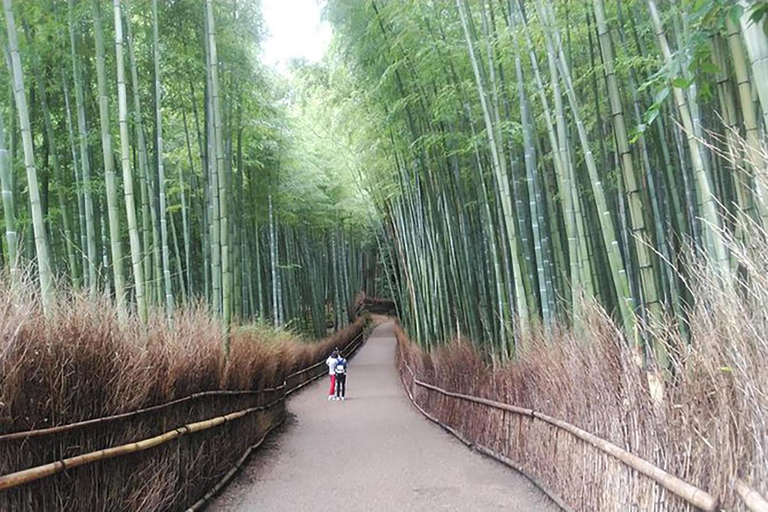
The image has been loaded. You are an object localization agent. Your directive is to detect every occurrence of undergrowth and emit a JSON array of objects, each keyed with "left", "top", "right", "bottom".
[
  {"left": 0, "top": 279, "right": 365, "bottom": 511},
  {"left": 398, "top": 233, "right": 768, "bottom": 511}
]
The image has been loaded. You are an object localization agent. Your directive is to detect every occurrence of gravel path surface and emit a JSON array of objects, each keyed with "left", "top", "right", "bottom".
[{"left": 208, "top": 322, "right": 558, "bottom": 512}]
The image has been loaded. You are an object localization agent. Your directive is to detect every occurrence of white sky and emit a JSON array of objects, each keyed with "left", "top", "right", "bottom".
[{"left": 261, "top": 0, "right": 332, "bottom": 71}]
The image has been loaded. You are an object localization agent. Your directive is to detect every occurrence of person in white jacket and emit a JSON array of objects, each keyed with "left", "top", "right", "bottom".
[{"left": 326, "top": 349, "right": 339, "bottom": 400}]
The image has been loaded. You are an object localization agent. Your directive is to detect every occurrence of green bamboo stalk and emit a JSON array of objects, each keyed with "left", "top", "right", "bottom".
[
  {"left": 24, "top": 24, "right": 78, "bottom": 286},
  {"left": 269, "top": 194, "right": 279, "bottom": 327},
  {"left": 181, "top": 108, "right": 195, "bottom": 297},
  {"left": 114, "top": 0, "right": 147, "bottom": 323},
  {"left": 0, "top": 113, "right": 18, "bottom": 286},
  {"left": 61, "top": 66, "right": 87, "bottom": 288},
  {"left": 152, "top": 0, "right": 173, "bottom": 315},
  {"left": 205, "top": 0, "right": 231, "bottom": 330},
  {"left": 204, "top": 1, "right": 222, "bottom": 320},
  {"left": 92, "top": 0, "right": 126, "bottom": 314},
  {"left": 727, "top": 15, "right": 768, "bottom": 225},
  {"left": 457, "top": 0, "right": 528, "bottom": 337},
  {"left": 68, "top": 0, "right": 98, "bottom": 292},
  {"left": 647, "top": 0, "right": 727, "bottom": 266},
  {"left": 124, "top": 4, "right": 154, "bottom": 302},
  {"left": 4, "top": 0, "right": 54, "bottom": 311},
  {"left": 593, "top": 0, "right": 661, "bottom": 351},
  {"left": 538, "top": 0, "right": 635, "bottom": 334}
]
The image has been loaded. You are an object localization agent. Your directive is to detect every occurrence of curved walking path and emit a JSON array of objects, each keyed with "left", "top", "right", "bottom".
[{"left": 209, "top": 322, "right": 557, "bottom": 511}]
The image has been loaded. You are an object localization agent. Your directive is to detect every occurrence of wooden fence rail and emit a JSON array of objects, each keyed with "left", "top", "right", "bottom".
[
  {"left": 399, "top": 357, "right": 721, "bottom": 512},
  {"left": 0, "top": 355, "right": 335, "bottom": 444},
  {"left": 0, "top": 328, "right": 366, "bottom": 500},
  {"left": 736, "top": 479, "right": 768, "bottom": 512}
]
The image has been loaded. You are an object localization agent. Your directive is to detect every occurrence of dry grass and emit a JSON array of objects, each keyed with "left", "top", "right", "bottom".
[
  {"left": 0, "top": 279, "right": 366, "bottom": 511},
  {"left": 397, "top": 237, "right": 768, "bottom": 511}
]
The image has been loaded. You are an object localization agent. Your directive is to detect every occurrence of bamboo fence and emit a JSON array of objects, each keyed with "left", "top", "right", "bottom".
[
  {"left": 397, "top": 350, "right": 732, "bottom": 512},
  {"left": 736, "top": 479, "right": 768, "bottom": 512},
  {"left": 0, "top": 324, "right": 367, "bottom": 510}
]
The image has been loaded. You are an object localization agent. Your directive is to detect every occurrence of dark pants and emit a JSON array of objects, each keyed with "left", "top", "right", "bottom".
[{"left": 335, "top": 374, "right": 346, "bottom": 398}]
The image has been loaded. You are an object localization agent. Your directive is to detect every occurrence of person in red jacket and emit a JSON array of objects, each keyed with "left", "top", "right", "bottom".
[{"left": 326, "top": 349, "right": 339, "bottom": 400}]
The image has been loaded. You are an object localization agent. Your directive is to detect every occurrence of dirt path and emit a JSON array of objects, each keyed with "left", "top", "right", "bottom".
[{"left": 208, "top": 322, "right": 558, "bottom": 511}]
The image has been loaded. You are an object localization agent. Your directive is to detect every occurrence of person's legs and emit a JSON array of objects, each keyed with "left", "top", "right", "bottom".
[
  {"left": 338, "top": 374, "right": 346, "bottom": 399},
  {"left": 328, "top": 374, "right": 336, "bottom": 399},
  {"left": 335, "top": 374, "right": 343, "bottom": 399}
]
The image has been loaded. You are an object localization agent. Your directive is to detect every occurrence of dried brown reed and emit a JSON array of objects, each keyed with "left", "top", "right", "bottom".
[
  {"left": 0, "top": 278, "right": 365, "bottom": 511},
  {"left": 397, "top": 235, "right": 768, "bottom": 511}
]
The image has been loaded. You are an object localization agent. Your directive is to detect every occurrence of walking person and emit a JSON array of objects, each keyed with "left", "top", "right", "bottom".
[
  {"left": 326, "top": 349, "right": 339, "bottom": 400},
  {"left": 334, "top": 354, "right": 348, "bottom": 401}
]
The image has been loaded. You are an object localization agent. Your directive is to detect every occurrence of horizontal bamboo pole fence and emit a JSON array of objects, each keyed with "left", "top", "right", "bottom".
[
  {"left": 185, "top": 417, "right": 286, "bottom": 512},
  {"left": 184, "top": 330, "right": 368, "bottom": 511},
  {"left": 400, "top": 359, "right": 719, "bottom": 512},
  {"left": 0, "top": 327, "right": 364, "bottom": 443},
  {"left": 736, "top": 479, "right": 768, "bottom": 512},
  {"left": 0, "top": 388, "right": 282, "bottom": 443},
  {"left": 0, "top": 398, "right": 283, "bottom": 492},
  {"left": 398, "top": 359, "right": 575, "bottom": 512},
  {"left": 0, "top": 328, "right": 367, "bottom": 495},
  {"left": 0, "top": 397, "right": 284, "bottom": 491}
]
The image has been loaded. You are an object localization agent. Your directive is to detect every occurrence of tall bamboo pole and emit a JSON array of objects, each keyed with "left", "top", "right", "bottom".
[
  {"left": 206, "top": 0, "right": 231, "bottom": 330},
  {"left": 457, "top": 0, "right": 528, "bottom": 336},
  {"left": 68, "top": 0, "right": 98, "bottom": 292},
  {"left": 92, "top": 0, "right": 126, "bottom": 313},
  {"left": 647, "top": 0, "right": 727, "bottom": 266},
  {"left": 114, "top": 0, "right": 147, "bottom": 323},
  {"left": 204, "top": 0, "right": 222, "bottom": 319},
  {"left": 24, "top": 25, "right": 78, "bottom": 285},
  {"left": 593, "top": 0, "right": 661, "bottom": 353},
  {"left": 538, "top": 0, "right": 635, "bottom": 334},
  {"left": 729, "top": 14, "right": 768, "bottom": 224},
  {"left": 61, "top": 65, "right": 88, "bottom": 287},
  {"left": 0, "top": 113, "right": 18, "bottom": 285},
  {"left": 3, "top": 0, "right": 54, "bottom": 311},
  {"left": 152, "top": 0, "right": 173, "bottom": 315},
  {"left": 124, "top": 3, "right": 154, "bottom": 304}
]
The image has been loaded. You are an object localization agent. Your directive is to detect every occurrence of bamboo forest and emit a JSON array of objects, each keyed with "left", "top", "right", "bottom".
[{"left": 0, "top": 0, "right": 767, "bottom": 510}]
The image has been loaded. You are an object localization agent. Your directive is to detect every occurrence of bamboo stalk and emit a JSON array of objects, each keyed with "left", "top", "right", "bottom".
[
  {"left": 3, "top": 0, "right": 54, "bottom": 311},
  {"left": 0, "top": 115, "right": 17, "bottom": 286},
  {"left": 114, "top": 0, "right": 147, "bottom": 323},
  {"left": 91, "top": 0, "right": 126, "bottom": 315},
  {"left": 402, "top": 361, "right": 718, "bottom": 511},
  {"left": 736, "top": 479, "right": 768, "bottom": 512}
]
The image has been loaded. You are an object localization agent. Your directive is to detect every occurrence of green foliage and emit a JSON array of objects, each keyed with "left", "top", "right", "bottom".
[{"left": 0, "top": 0, "right": 376, "bottom": 333}]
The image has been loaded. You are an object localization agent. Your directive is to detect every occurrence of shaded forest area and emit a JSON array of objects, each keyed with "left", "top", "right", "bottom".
[
  {"left": 325, "top": 0, "right": 768, "bottom": 509},
  {"left": 0, "top": 0, "right": 378, "bottom": 337},
  {"left": 1, "top": 0, "right": 768, "bottom": 510},
  {"left": 0, "top": 1, "right": 378, "bottom": 508}
]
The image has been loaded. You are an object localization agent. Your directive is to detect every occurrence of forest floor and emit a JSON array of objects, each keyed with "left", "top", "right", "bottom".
[{"left": 208, "top": 321, "right": 557, "bottom": 511}]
